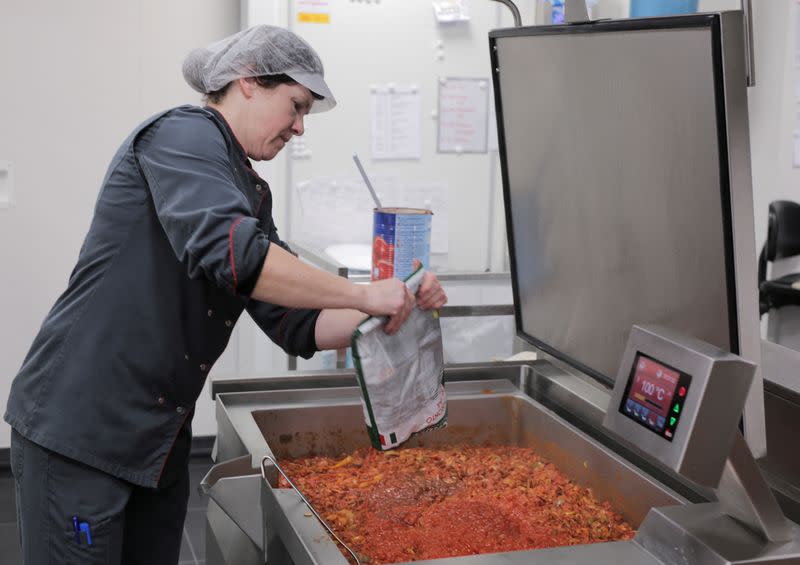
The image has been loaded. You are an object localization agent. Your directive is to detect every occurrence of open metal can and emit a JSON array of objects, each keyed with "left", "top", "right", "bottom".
[{"left": 371, "top": 207, "right": 432, "bottom": 281}]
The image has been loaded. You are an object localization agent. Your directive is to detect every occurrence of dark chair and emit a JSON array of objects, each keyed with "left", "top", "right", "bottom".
[{"left": 758, "top": 200, "right": 800, "bottom": 317}]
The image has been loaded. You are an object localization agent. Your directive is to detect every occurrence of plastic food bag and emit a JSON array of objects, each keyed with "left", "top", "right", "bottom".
[{"left": 352, "top": 268, "right": 447, "bottom": 450}]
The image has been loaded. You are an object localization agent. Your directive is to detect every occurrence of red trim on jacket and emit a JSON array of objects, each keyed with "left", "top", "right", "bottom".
[{"left": 228, "top": 216, "right": 246, "bottom": 291}]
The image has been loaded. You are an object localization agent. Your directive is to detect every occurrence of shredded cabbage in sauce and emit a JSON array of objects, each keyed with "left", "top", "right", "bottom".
[{"left": 278, "top": 445, "right": 635, "bottom": 564}]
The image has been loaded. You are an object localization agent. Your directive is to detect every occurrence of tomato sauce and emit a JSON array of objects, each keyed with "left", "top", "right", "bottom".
[{"left": 277, "top": 445, "right": 635, "bottom": 564}]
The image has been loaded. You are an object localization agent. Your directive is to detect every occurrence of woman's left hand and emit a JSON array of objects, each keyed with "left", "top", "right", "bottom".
[{"left": 416, "top": 272, "right": 448, "bottom": 310}]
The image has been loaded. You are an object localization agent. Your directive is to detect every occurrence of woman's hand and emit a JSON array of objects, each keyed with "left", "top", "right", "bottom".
[
  {"left": 416, "top": 272, "right": 447, "bottom": 311},
  {"left": 361, "top": 278, "right": 416, "bottom": 334},
  {"left": 360, "top": 272, "right": 447, "bottom": 334}
]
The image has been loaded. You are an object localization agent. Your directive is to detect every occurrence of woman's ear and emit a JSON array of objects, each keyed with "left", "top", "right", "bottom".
[{"left": 237, "top": 77, "right": 257, "bottom": 99}]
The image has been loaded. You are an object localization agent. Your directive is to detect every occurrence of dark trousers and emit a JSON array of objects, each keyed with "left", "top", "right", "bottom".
[{"left": 10, "top": 429, "right": 190, "bottom": 565}]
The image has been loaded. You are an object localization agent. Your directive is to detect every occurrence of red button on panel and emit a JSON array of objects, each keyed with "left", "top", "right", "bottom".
[{"left": 678, "top": 386, "right": 686, "bottom": 397}]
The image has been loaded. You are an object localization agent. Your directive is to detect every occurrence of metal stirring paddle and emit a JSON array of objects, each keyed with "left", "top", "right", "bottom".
[{"left": 352, "top": 153, "right": 383, "bottom": 210}]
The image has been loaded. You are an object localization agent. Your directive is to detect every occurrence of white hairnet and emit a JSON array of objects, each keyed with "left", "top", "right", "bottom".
[{"left": 183, "top": 25, "right": 336, "bottom": 113}]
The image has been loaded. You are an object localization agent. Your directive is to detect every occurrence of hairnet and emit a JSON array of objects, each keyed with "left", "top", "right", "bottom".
[{"left": 183, "top": 25, "right": 336, "bottom": 113}]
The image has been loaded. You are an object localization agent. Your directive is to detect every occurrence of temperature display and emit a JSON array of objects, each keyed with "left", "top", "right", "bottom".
[{"left": 619, "top": 353, "right": 692, "bottom": 441}]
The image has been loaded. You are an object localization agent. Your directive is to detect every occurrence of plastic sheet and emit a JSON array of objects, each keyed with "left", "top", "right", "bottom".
[{"left": 352, "top": 268, "right": 446, "bottom": 450}]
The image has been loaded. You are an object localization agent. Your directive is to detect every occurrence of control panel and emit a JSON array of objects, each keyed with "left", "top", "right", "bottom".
[{"left": 604, "top": 325, "right": 755, "bottom": 487}]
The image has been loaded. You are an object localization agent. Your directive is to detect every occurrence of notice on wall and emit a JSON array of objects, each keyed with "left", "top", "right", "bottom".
[
  {"left": 438, "top": 77, "right": 490, "bottom": 154},
  {"left": 371, "top": 85, "right": 421, "bottom": 160},
  {"left": 295, "top": 176, "right": 449, "bottom": 254},
  {"left": 432, "top": 0, "right": 470, "bottom": 23},
  {"left": 297, "top": 0, "right": 330, "bottom": 24},
  {"left": 487, "top": 90, "right": 499, "bottom": 152},
  {"left": 296, "top": 177, "right": 373, "bottom": 246}
]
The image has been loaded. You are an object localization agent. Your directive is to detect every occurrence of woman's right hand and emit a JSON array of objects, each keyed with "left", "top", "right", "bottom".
[{"left": 360, "top": 278, "right": 415, "bottom": 334}]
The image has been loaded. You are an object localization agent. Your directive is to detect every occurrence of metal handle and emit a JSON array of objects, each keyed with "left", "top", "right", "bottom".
[
  {"left": 490, "top": 0, "right": 522, "bottom": 27},
  {"left": 742, "top": 0, "right": 755, "bottom": 87},
  {"left": 437, "top": 304, "right": 515, "bottom": 317},
  {"left": 565, "top": 0, "right": 589, "bottom": 23},
  {"left": 261, "top": 455, "right": 362, "bottom": 565}
]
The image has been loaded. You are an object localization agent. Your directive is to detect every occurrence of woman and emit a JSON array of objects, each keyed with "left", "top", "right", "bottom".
[{"left": 5, "top": 25, "right": 447, "bottom": 564}]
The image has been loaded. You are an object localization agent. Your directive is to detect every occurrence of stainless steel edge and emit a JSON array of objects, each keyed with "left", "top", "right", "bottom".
[
  {"left": 564, "top": 0, "right": 589, "bottom": 22},
  {"left": 210, "top": 361, "right": 535, "bottom": 399},
  {"left": 205, "top": 499, "right": 263, "bottom": 565},
  {"left": 742, "top": 0, "right": 755, "bottom": 87},
  {"left": 347, "top": 272, "right": 513, "bottom": 283},
  {"left": 262, "top": 486, "right": 353, "bottom": 565},
  {"left": 526, "top": 359, "right": 610, "bottom": 426},
  {"left": 437, "top": 304, "right": 515, "bottom": 317},
  {"left": 719, "top": 10, "right": 767, "bottom": 457},
  {"left": 288, "top": 239, "right": 346, "bottom": 274},
  {"left": 761, "top": 339, "right": 800, "bottom": 396},
  {"left": 200, "top": 455, "right": 256, "bottom": 495},
  {"left": 405, "top": 542, "right": 660, "bottom": 565},
  {"left": 287, "top": 237, "right": 513, "bottom": 283},
  {"left": 204, "top": 474, "right": 265, "bottom": 551},
  {"left": 717, "top": 433, "right": 794, "bottom": 542},
  {"left": 215, "top": 396, "right": 251, "bottom": 463}
]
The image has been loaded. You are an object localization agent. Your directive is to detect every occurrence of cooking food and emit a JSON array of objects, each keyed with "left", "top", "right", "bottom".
[{"left": 278, "top": 445, "right": 635, "bottom": 564}]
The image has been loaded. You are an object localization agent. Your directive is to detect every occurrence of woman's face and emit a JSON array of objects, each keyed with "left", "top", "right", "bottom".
[{"left": 242, "top": 81, "right": 313, "bottom": 161}]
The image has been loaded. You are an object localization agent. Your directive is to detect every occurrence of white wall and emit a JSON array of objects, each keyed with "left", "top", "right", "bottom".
[
  {"left": 265, "top": 1, "right": 534, "bottom": 273},
  {"left": 0, "top": 1, "right": 240, "bottom": 448},
  {"left": 749, "top": 1, "right": 800, "bottom": 250}
]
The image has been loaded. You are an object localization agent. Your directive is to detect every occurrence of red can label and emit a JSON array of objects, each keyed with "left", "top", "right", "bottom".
[{"left": 372, "top": 209, "right": 432, "bottom": 281}]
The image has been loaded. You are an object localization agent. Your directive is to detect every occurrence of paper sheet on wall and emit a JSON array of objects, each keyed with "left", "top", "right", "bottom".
[
  {"left": 295, "top": 177, "right": 374, "bottom": 247},
  {"left": 297, "top": 0, "right": 330, "bottom": 24},
  {"left": 295, "top": 176, "right": 449, "bottom": 253},
  {"left": 371, "top": 86, "right": 421, "bottom": 160},
  {"left": 438, "top": 77, "right": 490, "bottom": 153},
  {"left": 488, "top": 90, "right": 499, "bottom": 152},
  {"left": 432, "top": 0, "right": 470, "bottom": 23}
]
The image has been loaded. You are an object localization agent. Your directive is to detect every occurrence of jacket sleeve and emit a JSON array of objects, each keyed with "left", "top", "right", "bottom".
[
  {"left": 134, "top": 110, "right": 269, "bottom": 296},
  {"left": 246, "top": 226, "right": 321, "bottom": 359},
  {"left": 246, "top": 300, "right": 321, "bottom": 359}
]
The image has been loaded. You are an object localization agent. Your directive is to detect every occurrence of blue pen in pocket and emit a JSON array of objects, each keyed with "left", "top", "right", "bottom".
[
  {"left": 72, "top": 516, "right": 80, "bottom": 544},
  {"left": 79, "top": 522, "right": 93, "bottom": 546}
]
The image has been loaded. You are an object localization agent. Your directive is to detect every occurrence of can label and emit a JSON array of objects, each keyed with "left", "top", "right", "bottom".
[{"left": 372, "top": 209, "right": 432, "bottom": 281}]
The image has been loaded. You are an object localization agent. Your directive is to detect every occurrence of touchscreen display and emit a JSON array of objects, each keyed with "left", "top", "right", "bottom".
[{"left": 619, "top": 353, "right": 692, "bottom": 441}]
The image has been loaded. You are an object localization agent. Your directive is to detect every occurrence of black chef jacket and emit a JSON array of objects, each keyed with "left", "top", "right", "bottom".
[{"left": 5, "top": 105, "right": 321, "bottom": 488}]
